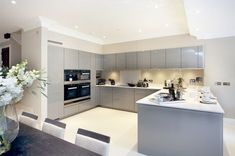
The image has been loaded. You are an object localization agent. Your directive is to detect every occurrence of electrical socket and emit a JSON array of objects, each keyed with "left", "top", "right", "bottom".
[
  {"left": 223, "top": 82, "right": 231, "bottom": 86},
  {"left": 215, "top": 82, "right": 222, "bottom": 86}
]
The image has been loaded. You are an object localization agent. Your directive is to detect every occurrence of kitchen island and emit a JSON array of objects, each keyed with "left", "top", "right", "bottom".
[{"left": 136, "top": 89, "right": 224, "bottom": 156}]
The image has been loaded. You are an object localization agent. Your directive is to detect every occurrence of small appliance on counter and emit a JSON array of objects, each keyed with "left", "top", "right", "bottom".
[
  {"left": 97, "top": 78, "right": 106, "bottom": 85},
  {"left": 109, "top": 79, "right": 115, "bottom": 85},
  {"left": 137, "top": 78, "right": 149, "bottom": 88}
]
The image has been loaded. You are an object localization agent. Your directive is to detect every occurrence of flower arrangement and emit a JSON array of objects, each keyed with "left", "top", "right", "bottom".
[{"left": 0, "top": 60, "right": 45, "bottom": 107}]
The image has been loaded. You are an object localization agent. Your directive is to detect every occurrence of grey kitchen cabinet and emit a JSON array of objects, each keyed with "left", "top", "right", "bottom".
[
  {"left": 150, "top": 49, "right": 166, "bottom": 68},
  {"left": 78, "top": 51, "right": 91, "bottom": 69},
  {"left": 95, "top": 54, "right": 104, "bottom": 70},
  {"left": 63, "top": 104, "right": 79, "bottom": 118},
  {"left": 198, "top": 46, "right": 204, "bottom": 68},
  {"left": 103, "top": 54, "right": 116, "bottom": 71},
  {"left": 181, "top": 46, "right": 198, "bottom": 68},
  {"left": 126, "top": 52, "right": 137, "bottom": 70},
  {"left": 165, "top": 48, "right": 181, "bottom": 68},
  {"left": 116, "top": 53, "right": 126, "bottom": 70},
  {"left": 64, "top": 48, "right": 79, "bottom": 69},
  {"left": 100, "top": 87, "right": 113, "bottom": 108},
  {"left": 47, "top": 45, "right": 64, "bottom": 119},
  {"left": 113, "top": 88, "right": 135, "bottom": 111},
  {"left": 137, "top": 51, "right": 151, "bottom": 69},
  {"left": 134, "top": 89, "right": 157, "bottom": 112}
]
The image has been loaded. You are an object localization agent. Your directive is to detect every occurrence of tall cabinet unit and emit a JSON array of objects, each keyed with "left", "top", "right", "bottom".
[
  {"left": 181, "top": 47, "right": 198, "bottom": 68},
  {"left": 78, "top": 51, "right": 91, "bottom": 69},
  {"left": 64, "top": 48, "right": 79, "bottom": 69},
  {"left": 137, "top": 51, "right": 151, "bottom": 69},
  {"left": 150, "top": 49, "right": 166, "bottom": 68},
  {"left": 116, "top": 53, "right": 126, "bottom": 70},
  {"left": 126, "top": 52, "right": 137, "bottom": 70},
  {"left": 198, "top": 46, "right": 204, "bottom": 68},
  {"left": 95, "top": 54, "right": 104, "bottom": 70},
  {"left": 103, "top": 54, "right": 116, "bottom": 71},
  {"left": 47, "top": 45, "right": 64, "bottom": 119},
  {"left": 165, "top": 48, "right": 181, "bottom": 68}
]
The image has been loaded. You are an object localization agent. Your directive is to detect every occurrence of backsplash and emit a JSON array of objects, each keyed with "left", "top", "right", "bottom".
[{"left": 101, "top": 69, "right": 204, "bottom": 87}]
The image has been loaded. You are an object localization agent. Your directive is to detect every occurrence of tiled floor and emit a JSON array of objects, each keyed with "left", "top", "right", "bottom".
[{"left": 61, "top": 107, "right": 235, "bottom": 156}]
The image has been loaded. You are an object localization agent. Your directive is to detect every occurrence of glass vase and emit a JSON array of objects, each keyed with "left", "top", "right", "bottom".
[{"left": 0, "top": 103, "right": 19, "bottom": 155}]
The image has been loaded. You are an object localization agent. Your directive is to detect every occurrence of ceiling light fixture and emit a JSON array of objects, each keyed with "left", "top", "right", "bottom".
[
  {"left": 165, "top": 24, "right": 169, "bottom": 27},
  {"left": 11, "top": 0, "right": 16, "bottom": 4},
  {"left": 103, "top": 36, "right": 107, "bottom": 39},
  {"left": 195, "top": 9, "right": 200, "bottom": 14},
  {"left": 154, "top": 4, "right": 159, "bottom": 9},
  {"left": 74, "top": 25, "right": 79, "bottom": 29},
  {"left": 195, "top": 28, "right": 200, "bottom": 32},
  {"left": 138, "top": 29, "right": 142, "bottom": 33}
]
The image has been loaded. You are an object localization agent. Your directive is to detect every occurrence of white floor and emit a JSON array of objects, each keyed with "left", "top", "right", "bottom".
[{"left": 61, "top": 107, "right": 235, "bottom": 156}]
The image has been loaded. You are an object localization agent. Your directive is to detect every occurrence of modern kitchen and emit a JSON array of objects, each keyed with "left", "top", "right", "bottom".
[{"left": 0, "top": 0, "right": 235, "bottom": 156}]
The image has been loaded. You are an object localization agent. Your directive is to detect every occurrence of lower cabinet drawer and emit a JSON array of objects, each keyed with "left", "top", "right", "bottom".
[{"left": 63, "top": 104, "right": 79, "bottom": 117}]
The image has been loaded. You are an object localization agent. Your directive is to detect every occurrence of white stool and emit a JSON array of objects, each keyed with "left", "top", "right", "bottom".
[
  {"left": 75, "top": 128, "right": 110, "bottom": 156},
  {"left": 19, "top": 112, "right": 38, "bottom": 128},
  {"left": 42, "top": 118, "right": 66, "bottom": 139}
]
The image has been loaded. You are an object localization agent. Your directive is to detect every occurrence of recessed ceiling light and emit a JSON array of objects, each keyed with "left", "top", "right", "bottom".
[
  {"left": 103, "top": 36, "right": 107, "bottom": 39},
  {"left": 138, "top": 29, "right": 142, "bottom": 33},
  {"left": 195, "top": 9, "right": 200, "bottom": 14},
  {"left": 154, "top": 4, "right": 159, "bottom": 9},
  {"left": 165, "top": 24, "right": 169, "bottom": 27},
  {"left": 11, "top": 0, "right": 16, "bottom": 4},
  {"left": 195, "top": 28, "right": 200, "bottom": 32},
  {"left": 74, "top": 25, "right": 79, "bottom": 29}
]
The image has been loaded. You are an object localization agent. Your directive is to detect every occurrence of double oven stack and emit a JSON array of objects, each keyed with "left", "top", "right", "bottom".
[{"left": 64, "top": 70, "right": 91, "bottom": 105}]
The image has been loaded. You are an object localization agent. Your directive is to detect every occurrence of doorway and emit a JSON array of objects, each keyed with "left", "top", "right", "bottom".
[{"left": 1, "top": 46, "right": 10, "bottom": 68}]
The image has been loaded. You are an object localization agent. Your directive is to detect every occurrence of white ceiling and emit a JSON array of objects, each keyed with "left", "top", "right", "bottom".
[{"left": 0, "top": 0, "right": 234, "bottom": 44}]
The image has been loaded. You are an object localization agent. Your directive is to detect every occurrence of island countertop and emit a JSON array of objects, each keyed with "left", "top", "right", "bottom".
[
  {"left": 136, "top": 89, "right": 224, "bottom": 114},
  {"left": 96, "top": 84, "right": 161, "bottom": 90}
]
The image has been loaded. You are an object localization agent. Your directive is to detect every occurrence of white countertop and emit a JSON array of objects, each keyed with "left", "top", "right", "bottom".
[
  {"left": 136, "top": 89, "right": 224, "bottom": 114},
  {"left": 96, "top": 84, "right": 162, "bottom": 90}
]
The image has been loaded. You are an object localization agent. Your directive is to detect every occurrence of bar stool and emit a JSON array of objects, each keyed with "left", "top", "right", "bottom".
[
  {"left": 75, "top": 128, "right": 110, "bottom": 156},
  {"left": 42, "top": 118, "right": 66, "bottom": 139},
  {"left": 19, "top": 112, "right": 38, "bottom": 128}
]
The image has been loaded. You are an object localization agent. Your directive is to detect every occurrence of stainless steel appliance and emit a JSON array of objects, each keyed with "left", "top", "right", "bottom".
[
  {"left": 64, "top": 70, "right": 91, "bottom": 105},
  {"left": 64, "top": 70, "right": 91, "bottom": 82}
]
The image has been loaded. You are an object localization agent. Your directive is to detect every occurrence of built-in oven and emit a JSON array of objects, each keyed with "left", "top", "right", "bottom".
[{"left": 64, "top": 82, "right": 91, "bottom": 104}]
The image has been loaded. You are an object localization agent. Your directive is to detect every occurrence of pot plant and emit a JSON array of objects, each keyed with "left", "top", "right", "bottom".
[{"left": 0, "top": 60, "right": 46, "bottom": 154}]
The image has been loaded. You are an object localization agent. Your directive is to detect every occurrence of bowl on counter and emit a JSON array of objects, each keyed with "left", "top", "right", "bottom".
[{"left": 127, "top": 83, "right": 136, "bottom": 87}]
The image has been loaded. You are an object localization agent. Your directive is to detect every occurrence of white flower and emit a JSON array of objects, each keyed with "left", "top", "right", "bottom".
[{"left": 0, "top": 60, "right": 43, "bottom": 106}]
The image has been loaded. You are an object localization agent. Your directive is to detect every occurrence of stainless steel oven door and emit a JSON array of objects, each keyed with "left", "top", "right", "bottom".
[
  {"left": 78, "top": 83, "right": 91, "bottom": 97},
  {"left": 64, "top": 84, "right": 79, "bottom": 101}
]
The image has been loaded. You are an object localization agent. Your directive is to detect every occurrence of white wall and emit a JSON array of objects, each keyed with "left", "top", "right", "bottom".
[
  {"left": 48, "top": 31, "right": 103, "bottom": 53},
  {"left": 19, "top": 27, "right": 47, "bottom": 121},
  {"left": 204, "top": 37, "right": 235, "bottom": 118}
]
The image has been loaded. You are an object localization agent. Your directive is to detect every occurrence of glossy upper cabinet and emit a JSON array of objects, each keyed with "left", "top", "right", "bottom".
[
  {"left": 137, "top": 51, "right": 151, "bottom": 69},
  {"left": 103, "top": 54, "right": 116, "bottom": 71},
  {"left": 181, "top": 47, "right": 198, "bottom": 68},
  {"left": 78, "top": 51, "right": 91, "bottom": 69},
  {"left": 95, "top": 54, "right": 104, "bottom": 70},
  {"left": 47, "top": 45, "right": 64, "bottom": 119},
  {"left": 198, "top": 46, "right": 204, "bottom": 68},
  {"left": 64, "top": 48, "right": 79, "bottom": 69},
  {"left": 126, "top": 52, "right": 137, "bottom": 70},
  {"left": 165, "top": 48, "right": 181, "bottom": 68},
  {"left": 150, "top": 49, "right": 166, "bottom": 68},
  {"left": 116, "top": 53, "right": 126, "bottom": 70}
]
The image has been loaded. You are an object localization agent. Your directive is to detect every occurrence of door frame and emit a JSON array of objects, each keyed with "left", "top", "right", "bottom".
[{"left": 0, "top": 44, "right": 11, "bottom": 67}]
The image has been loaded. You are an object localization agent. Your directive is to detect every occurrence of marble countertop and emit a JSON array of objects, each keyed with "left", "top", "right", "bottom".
[
  {"left": 96, "top": 84, "right": 162, "bottom": 90},
  {"left": 136, "top": 89, "right": 224, "bottom": 114}
]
